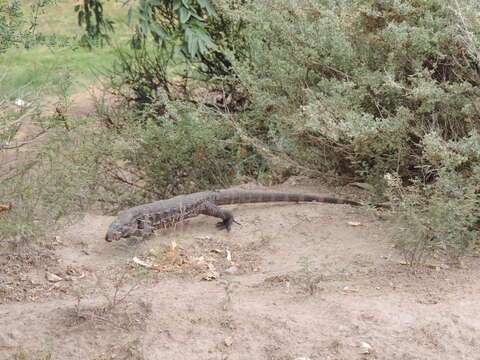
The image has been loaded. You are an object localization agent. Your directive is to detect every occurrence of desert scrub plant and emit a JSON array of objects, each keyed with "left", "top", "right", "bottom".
[
  {"left": 205, "top": 0, "right": 480, "bottom": 263},
  {"left": 296, "top": 256, "right": 325, "bottom": 295},
  {"left": 386, "top": 131, "right": 480, "bottom": 264},
  {"left": 0, "top": 78, "right": 104, "bottom": 244},
  {"left": 225, "top": 0, "right": 480, "bottom": 177},
  {"left": 92, "top": 96, "right": 254, "bottom": 206}
]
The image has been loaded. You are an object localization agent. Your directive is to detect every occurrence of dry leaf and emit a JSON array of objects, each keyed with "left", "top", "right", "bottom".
[
  {"left": 0, "top": 203, "right": 11, "bottom": 212},
  {"left": 200, "top": 263, "right": 219, "bottom": 280},
  {"left": 46, "top": 273, "right": 63, "bottom": 283},
  {"left": 132, "top": 257, "right": 161, "bottom": 270}
]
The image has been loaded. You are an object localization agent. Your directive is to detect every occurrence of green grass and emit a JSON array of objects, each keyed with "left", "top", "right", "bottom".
[
  {"left": 0, "top": 0, "right": 133, "bottom": 98},
  {"left": 1, "top": 43, "right": 130, "bottom": 97}
]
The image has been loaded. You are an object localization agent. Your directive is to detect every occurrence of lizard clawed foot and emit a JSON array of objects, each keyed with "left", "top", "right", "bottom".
[{"left": 216, "top": 217, "right": 235, "bottom": 231}]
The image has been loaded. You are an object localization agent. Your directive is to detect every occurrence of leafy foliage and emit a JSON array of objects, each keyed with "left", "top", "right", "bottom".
[
  {"left": 215, "top": 0, "right": 480, "bottom": 263},
  {"left": 95, "top": 101, "right": 242, "bottom": 203},
  {"left": 0, "top": 0, "right": 67, "bottom": 51},
  {"left": 129, "top": 0, "right": 217, "bottom": 59},
  {"left": 0, "top": 0, "right": 23, "bottom": 52},
  {"left": 75, "top": 0, "right": 114, "bottom": 48},
  {"left": 24, "top": 0, "right": 58, "bottom": 48}
]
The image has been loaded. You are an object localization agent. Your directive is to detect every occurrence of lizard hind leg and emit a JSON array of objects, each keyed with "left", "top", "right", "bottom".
[
  {"left": 216, "top": 217, "right": 234, "bottom": 231},
  {"left": 199, "top": 201, "right": 236, "bottom": 231}
]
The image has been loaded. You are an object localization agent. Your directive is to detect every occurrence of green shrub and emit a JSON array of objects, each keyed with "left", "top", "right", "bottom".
[
  {"left": 93, "top": 99, "right": 248, "bottom": 205},
  {"left": 216, "top": 0, "right": 480, "bottom": 263},
  {"left": 0, "top": 0, "right": 23, "bottom": 52}
]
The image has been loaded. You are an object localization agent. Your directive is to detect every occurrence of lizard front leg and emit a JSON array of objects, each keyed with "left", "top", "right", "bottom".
[
  {"left": 137, "top": 216, "right": 154, "bottom": 237},
  {"left": 199, "top": 201, "right": 236, "bottom": 231}
]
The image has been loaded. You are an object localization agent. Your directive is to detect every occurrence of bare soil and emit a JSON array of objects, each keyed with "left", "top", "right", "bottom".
[{"left": 1, "top": 179, "right": 480, "bottom": 360}]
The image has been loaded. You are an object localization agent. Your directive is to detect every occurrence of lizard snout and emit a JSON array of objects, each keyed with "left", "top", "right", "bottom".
[{"left": 105, "top": 220, "right": 132, "bottom": 242}]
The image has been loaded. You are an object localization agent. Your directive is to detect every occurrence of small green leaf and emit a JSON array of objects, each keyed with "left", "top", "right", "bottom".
[
  {"left": 196, "top": 0, "right": 216, "bottom": 15},
  {"left": 188, "top": 36, "right": 198, "bottom": 57},
  {"left": 179, "top": 7, "right": 191, "bottom": 23},
  {"left": 155, "top": 25, "right": 168, "bottom": 39},
  {"left": 127, "top": 7, "right": 134, "bottom": 25},
  {"left": 173, "top": 0, "right": 182, "bottom": 10}
]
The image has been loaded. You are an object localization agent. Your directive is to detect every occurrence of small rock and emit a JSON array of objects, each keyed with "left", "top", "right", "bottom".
[
  {"left": 13, "top": 98, "right": 30, "bottom": 107},
  {"left": 224, "top": 336, "right": 233, "bottom": 347},
  {"left": 225, "top": 266, "right": 238, "bottom": 274},
  {"left": 46, "top": 273, "right": 63, "bottom": 283},
  {"left": 359, "top": 342, "right": 372, "bottom": 354},
  {"left": 347, "top": 221, "right": 362, "bottom": 227}
]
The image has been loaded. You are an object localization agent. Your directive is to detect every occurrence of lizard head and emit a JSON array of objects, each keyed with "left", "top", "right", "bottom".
[{"left": 105, "top": 218, "right": 135, "bottom": 242}]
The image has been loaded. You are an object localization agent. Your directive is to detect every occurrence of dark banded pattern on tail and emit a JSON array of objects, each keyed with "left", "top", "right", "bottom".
[{"left": 211, "top": 190, "right": 362, "bottom": 207}]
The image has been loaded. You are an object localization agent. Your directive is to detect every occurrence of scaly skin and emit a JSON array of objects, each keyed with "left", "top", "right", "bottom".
[{"left": 105, "top": 190, "right": 363, "bottom": 242}]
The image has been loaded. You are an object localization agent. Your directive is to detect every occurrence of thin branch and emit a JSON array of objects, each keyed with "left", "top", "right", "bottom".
[
  {"left": 0, "top": 131, "right": 47, "bottom": 150},
  {"left": 0, "top": 111, "right": 33, "bottom": 131}
]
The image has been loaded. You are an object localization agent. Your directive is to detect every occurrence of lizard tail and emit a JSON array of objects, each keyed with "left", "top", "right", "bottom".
[{"left": 214, "top": 190, "right": 363, "bottom": 206}]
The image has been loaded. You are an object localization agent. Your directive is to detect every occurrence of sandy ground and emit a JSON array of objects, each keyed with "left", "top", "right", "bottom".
[
  {"left": 2, "top": 93, "right": 480, "bottom": 359},
  {"left": 1, "top": 179, "right": 480, "bottom": 360}
]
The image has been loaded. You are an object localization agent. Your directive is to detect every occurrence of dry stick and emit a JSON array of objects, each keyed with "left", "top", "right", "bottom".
[
  {"left": 93, "top": 315, "right": 130, "bottom": 331},
  {"left": 109, "top": 269, "right": 140, "bottom": 309},
  {"left": 55, "top": 107, "right": 70, "bottom": 132},
  {"left": 0, "top": 203, "right": 11, "bottom": 212},
  {"left": 104, "top": 166, "right": 159, "bottom": 195},
  {"left": 0, "top": 131, "right": 47, "bottom": 150},
  {"left": 225, "top": 113, "right": 325, "bottom": 177},
  {"left": 0, "top": 114, "right": 29, "bottom": 131}
]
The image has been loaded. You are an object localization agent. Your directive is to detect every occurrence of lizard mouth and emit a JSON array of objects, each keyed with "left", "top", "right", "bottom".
[
  {"left": 105, "top": 233, "right": 115, "bottom": 242},
  {"left": 105, "top": 220, "right": 131, "bottom": 242},
  {"left": 105, "top": 230, "right": 120, "bottom": 242}
]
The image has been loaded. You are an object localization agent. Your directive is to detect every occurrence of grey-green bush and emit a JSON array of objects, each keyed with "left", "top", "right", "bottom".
[{"left": 220, "top": 0, "right": 480, "bottom": 262}]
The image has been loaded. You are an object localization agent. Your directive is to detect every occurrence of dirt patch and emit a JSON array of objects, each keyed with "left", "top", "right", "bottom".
[{"left": 1, "top": 181, "right": 480, "bottom": 359}]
